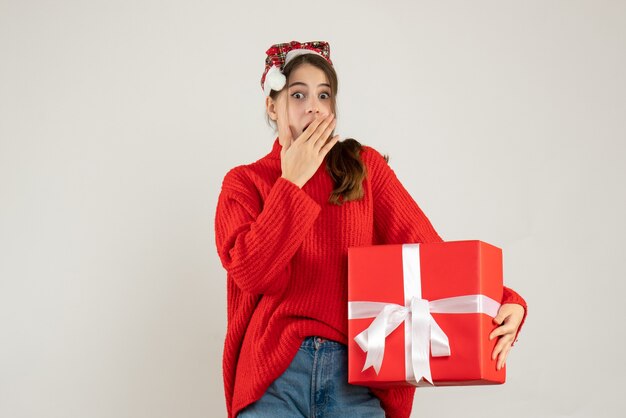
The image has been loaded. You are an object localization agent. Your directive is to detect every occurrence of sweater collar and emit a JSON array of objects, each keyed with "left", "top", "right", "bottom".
[{"left": 267, "top": 137, "right": 282, "bottom": 159}]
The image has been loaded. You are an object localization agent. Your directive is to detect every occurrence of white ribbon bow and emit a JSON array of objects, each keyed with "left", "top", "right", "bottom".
[{"left": 348, "top": 244, "right": 501, "bottom": 386}]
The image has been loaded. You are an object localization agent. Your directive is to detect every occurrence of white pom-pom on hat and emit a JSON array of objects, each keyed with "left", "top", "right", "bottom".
[{"left": 263, "top": 65, "right": 286, "bottom": 96}]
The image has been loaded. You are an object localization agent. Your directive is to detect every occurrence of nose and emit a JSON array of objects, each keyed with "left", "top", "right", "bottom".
[{"left": 307, "top": 97, "right": 322, "bottom": 114}]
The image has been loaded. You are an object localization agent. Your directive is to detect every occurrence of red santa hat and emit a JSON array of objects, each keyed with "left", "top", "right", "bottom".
[{"left": 261, "top": 40, "right": 333, "bottom": 96}]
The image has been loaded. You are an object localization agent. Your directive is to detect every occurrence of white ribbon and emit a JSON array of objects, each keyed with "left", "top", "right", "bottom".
[{"left": 348, "top": 243, "right": 501, "bottom": 386}]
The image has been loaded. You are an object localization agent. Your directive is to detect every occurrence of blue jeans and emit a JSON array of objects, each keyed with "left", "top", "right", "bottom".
[{"left": 237, "top": 336, "right": 384, "bottom": 417}]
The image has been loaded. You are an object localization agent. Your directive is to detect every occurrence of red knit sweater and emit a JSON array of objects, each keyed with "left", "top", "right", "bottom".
[{"left": 214, "top": 138, "right": 527, "bottom": 418}]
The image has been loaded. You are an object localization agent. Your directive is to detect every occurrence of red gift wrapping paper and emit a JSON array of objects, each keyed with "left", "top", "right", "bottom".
[{"left": 347, "top": 240, "right": 506, "bottom": 387}]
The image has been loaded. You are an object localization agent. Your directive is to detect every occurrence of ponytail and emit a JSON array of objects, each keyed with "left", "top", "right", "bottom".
[{"left": 325, "top": 138, "right": 365, "bottom": 205}]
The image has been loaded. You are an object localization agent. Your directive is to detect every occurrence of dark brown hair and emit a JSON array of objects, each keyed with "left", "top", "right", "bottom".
[{"left": 267, "top": 53, "right": 372, "bottom": 205}]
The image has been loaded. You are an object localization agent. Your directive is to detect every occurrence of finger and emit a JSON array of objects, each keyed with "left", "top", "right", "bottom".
[
  {"left": 314, "top": 118, "right": 337, "bottom": 151},
  {"left": 489, "top": 324, "right": 517, "bottom": 340},
  {"left": 491, "top": 336, "right": 509, "bottom": 360},
  {"left": 298, "top": 113, "right": 328, "bottom": 143},
  {"left": 497, "top": 345, "right": 512, "bottom": 370},
  {"left": 489, "top": 327, "right": 502, "bottom": 341},
  {"left": 489, "top": 324, "right": 511, "bottom": 340},
  {"left": 320, "top": 135, "right": 340, "bottom": 155},
  {"left": 492, "top": 334, "right": 513, "bottom": 360},
  {"left": 308, "top": 113, "right": 335, "bottom": 144},
  {"left": 277, "top": 115, "right": 293, "bottom": 146},
  {"left": 276, "top": 98, "right": 295, "bottom": 144},
  {"left": 281, "top": 128, "right": 293, "bottom": 154},
  {"left": 499, "top": 345, "right": 512, "bottom": 370},
  {"left": 491, "top": 336, "right": 503, "bottom": 360},
  {"left": 492, "top": 310, "right": 507, "bottom": 325}
]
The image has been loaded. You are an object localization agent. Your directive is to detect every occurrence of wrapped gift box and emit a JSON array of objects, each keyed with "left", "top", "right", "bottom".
[{"left": 347, "top": 240, "right": 505, "bottom": 387}]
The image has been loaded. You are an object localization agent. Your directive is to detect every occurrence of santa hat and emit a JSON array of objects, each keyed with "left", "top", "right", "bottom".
[{"left": 261, "top": 40, "right": 333, "bottom": 96}]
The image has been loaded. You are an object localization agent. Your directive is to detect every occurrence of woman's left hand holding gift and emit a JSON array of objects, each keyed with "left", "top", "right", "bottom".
[{"left": 489, "top": 303, "right": 525, "bottom": 370}]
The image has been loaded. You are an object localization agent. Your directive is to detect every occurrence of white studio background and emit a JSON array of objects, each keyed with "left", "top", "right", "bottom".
[{"left": 1, "top": 1, "right": 624, "bottom": 417}]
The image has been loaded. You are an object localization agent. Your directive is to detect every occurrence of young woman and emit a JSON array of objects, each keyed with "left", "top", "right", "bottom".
[{"left": 214, "top": 40, "right": 527, "bottom": 418}]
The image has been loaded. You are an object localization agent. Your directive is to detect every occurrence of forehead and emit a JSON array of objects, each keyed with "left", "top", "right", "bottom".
[{"left": 288, "top": 63, "right": 329, "bottom": 86}]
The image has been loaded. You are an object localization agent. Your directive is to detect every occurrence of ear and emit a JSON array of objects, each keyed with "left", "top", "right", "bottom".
[{"left": 266, "top": 96, "right": 278, "bottom": 121}]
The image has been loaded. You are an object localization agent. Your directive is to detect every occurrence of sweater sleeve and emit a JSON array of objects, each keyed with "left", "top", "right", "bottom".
[
  {"left": 214, "top": 168, "right": 321, "bottom": 295},
  {"left": 363, "top": 146, "right": 527, "bottom": 342},
  {"left": 363, "top": 146, "right": 442, "bottom": 245}
]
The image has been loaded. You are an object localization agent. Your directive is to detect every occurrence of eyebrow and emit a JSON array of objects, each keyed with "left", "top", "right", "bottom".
[{"left": 288, "top": 82, "right": 331, "bottom": 89}]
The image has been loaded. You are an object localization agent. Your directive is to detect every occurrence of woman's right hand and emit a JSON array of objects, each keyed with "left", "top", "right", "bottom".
[{"left": 276, "top": 107, "right": 339, "bottom": 188}]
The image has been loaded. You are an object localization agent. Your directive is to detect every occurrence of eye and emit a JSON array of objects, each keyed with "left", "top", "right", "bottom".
[
  {"left": 291, "top": 92, "right": 305, "bottom": 99},
  {"left": 320, "top": 92, "right": 331, "bottom": 99}
]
